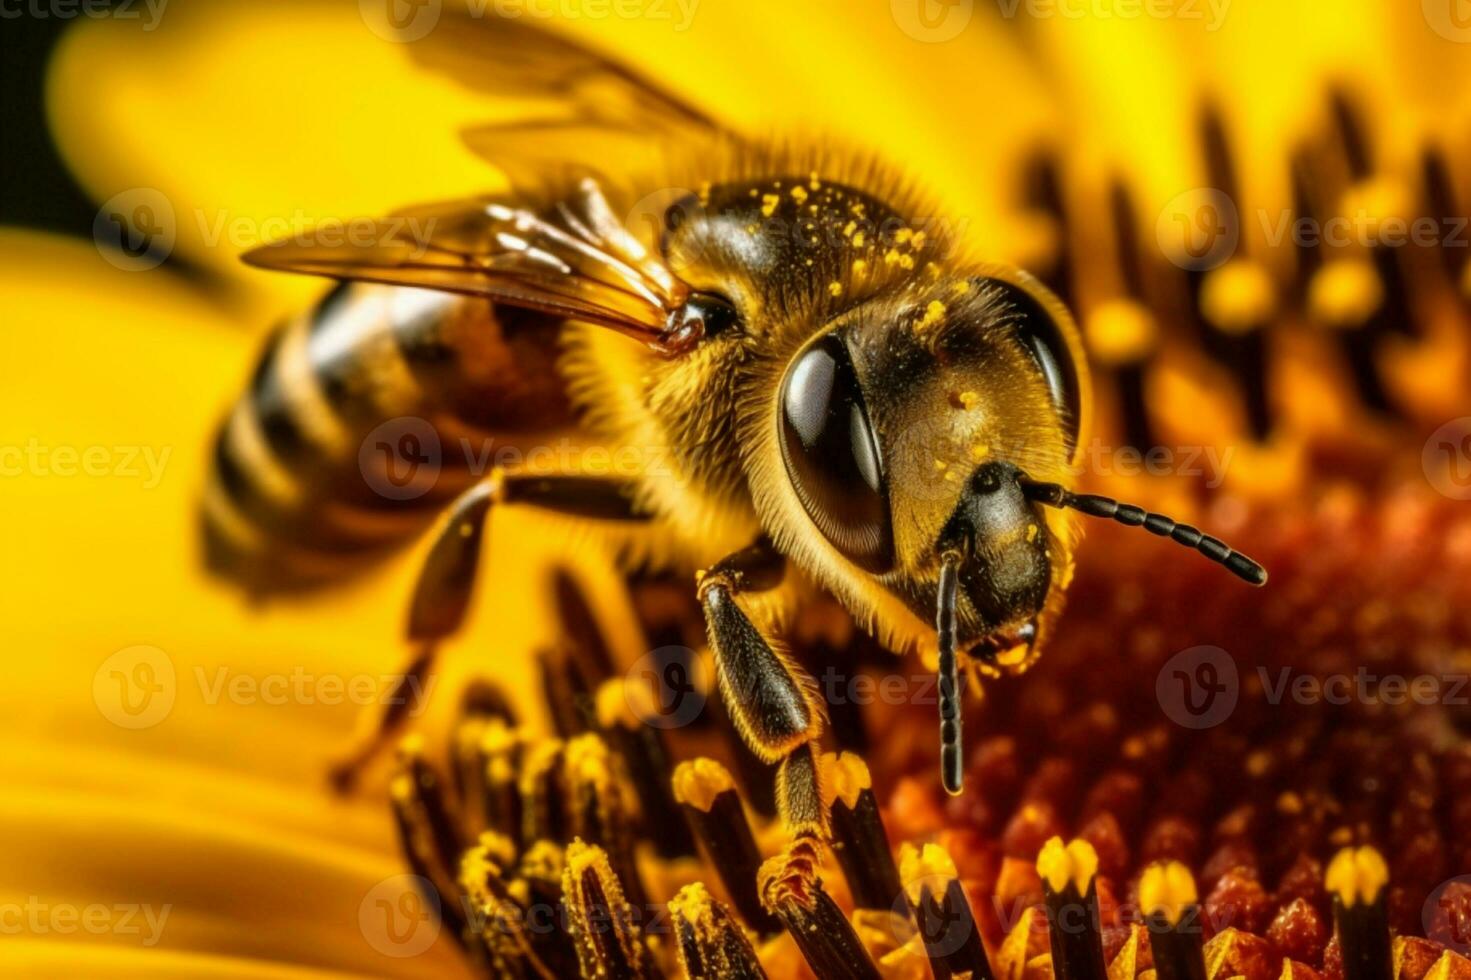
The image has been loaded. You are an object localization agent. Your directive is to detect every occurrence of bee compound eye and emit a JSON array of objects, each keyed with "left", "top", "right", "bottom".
[
  {"left": 987, "top": 279, "right": 1083, "bottom": 455},
  {"left": 778, "top": 333, "right": 894, "bottom": 572}
]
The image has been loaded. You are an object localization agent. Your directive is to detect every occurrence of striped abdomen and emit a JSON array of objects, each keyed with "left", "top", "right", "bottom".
[{"left": 203, "top": 282, "right": 572, "bottom": 593}]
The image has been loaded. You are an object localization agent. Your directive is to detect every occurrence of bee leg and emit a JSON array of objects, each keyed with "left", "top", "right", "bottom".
[
  {"left": 329, "top": 469, "right": 644, "bottom": 793},
  {"left": 697, "top": 541, "right": 831, "bottom": 910},
  {"left": 328, "top": 643, "right": 439, "bottom": 793}
]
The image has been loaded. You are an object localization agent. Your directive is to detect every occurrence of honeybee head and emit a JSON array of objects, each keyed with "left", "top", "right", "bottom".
[
  {"left": 775, "top": 269, "right": 1085, "bottom": 655},
  {"left": 770, "top": 266, "right": 1264, "bottom": 795}
]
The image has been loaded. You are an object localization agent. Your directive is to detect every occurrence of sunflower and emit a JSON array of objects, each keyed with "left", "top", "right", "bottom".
[{"left": 7, "top": 0, "right": 1471, "bottom": 978}]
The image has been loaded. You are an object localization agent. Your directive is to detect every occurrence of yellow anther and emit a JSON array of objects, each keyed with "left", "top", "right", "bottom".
[
  {"left": 1036, "top": 836, "right": 1100, "bottom": 895},
  {"left": 1139, "top": 861, "right": 1199, "bottom": 925},
  {"left": 1325, "top": 846, "right": 1389, "bottom": 907},
  {"left": 672, "top": 758, "right": 735, "bottom": 812}
]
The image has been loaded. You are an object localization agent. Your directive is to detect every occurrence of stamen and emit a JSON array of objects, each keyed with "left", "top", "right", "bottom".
[
  {"left": 478, "top": 718, "right": 525, "bottom": 851},
  {"left": 561, "top": 840, "right": 653, "bottom": 980},
  {"left": 899, "top": 842, "right": 996, "bottom": 980},
  {"left": 673, "top": 758, "right": 782, "bottom": 935},
  {"left": 595, "top": 678, "right": 698, "bottom": 859},
  {"left": 1036, "top": 837, "right": 1107, "bottom": 980},
  {"left": 1198, "top": 261, "right": 1274, "bottom": 439},
  {"left": 553, "top": 566, "right": 620, "bottom": 681},
  {"left": 1019, "top": 147, "right": 1073, "bottom": 309},
  {"left": 514, "top": 839, "right": 581, "bottom": 974},
  {"left": 824, "top": 752, "right": 903, "bottom": 911},
  {"left": 1097, "top": 176, "right": 1159, "bottom": 452},
  {"left": 1326, "top": 846, "right": 1392, "bottom": 980},
  {"left": 1084, "top": 300, "right": 1156, "bottom": 451},
  {"left": 389, "top": 739, "right": 470, "bottom": 951},
  {"left": 936, "top": 551, "right": 963, "bottom": 796},
  {"left": 539, "top": 645, "right": 595, "bottom": 738},
  {"left": 1421, "top": 144, "right": 1467, "bottom": 286},
  {"left": 450, "top": 678, "right": 517, "bottom": 834},
  {"left": 537, "top": 572, "right": 624, "bottom": 739},
  {"left": 519, "top": 738, "right": 569, "bottom": 845},
  {"left": 564, "top": 733, "right": 648, "bottom": 911},
  {"left": 395, "top": 736, "right": 468, "bottom": 893},
  {"left": 1140, "top": 861, "right": 1207, "bottom": 980},
  {"left": 458, "top": 838, "right": 555, "bottom": 979},
  {"left": 761, "top": 853, "right": 882, "bottom": 980},
  {"left": 668, "top": 882, "right": 766, "bottom": 979}
]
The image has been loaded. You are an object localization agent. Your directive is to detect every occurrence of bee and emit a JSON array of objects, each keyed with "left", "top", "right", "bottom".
[{"left": 204, "top": 10, "right": 1264, "bottom": 894}]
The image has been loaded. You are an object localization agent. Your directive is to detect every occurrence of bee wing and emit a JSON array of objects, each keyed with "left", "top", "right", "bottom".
[
  {"left": 242, "top": 177, "right": 692, "bottom": 351},
  {"left": 458, "top": 121, "right": 686, "bottom": 193},
  {"left": 400, "top": 9, "right": 726, "bottom": 187}
]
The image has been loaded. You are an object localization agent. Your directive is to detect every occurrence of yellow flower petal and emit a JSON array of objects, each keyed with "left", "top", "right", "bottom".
[{"left": 45, "top": 2, "right": 500, "bottom": 308}]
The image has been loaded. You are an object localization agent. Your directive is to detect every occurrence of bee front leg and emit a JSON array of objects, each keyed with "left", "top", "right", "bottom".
[
  {"left": 697, "top": 541, "right": 831, "bottom": 911},
  {"left": 329, "top": 468, "right": 645, "bottom": 793}
]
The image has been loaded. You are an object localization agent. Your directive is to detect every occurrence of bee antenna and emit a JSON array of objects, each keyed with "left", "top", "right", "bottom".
[
  {"left": 1020, "top": 481, "right": 1268, "bottom": 586},
  {"left": 936, "top": 551, "right": 964, "bottom": 796}
]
